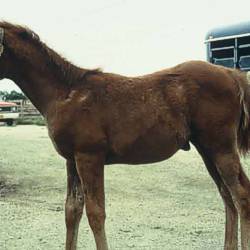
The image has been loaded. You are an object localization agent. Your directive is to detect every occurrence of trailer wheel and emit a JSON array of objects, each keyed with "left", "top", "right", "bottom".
[{"left": 6, "top": 119, "right": 14, "bottom": 126}]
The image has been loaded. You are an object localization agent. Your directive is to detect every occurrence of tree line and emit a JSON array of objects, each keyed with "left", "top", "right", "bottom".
[{"left": 0, "top": 90, "right": 27, "bottom": 101}]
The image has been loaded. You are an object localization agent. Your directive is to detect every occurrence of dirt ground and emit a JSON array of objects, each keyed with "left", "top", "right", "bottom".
[{"left": 1, "top": 125, "right": 250, "bottom": 250}]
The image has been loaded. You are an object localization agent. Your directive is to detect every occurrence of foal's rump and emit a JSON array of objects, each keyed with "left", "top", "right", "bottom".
[{"left": 176, "top": 61, "right": 250, "bottom": 154}]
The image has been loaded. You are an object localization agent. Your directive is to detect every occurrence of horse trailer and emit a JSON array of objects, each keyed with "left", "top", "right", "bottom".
[{"left": 205, "top": 21, "right": 250, "bottom": 71}]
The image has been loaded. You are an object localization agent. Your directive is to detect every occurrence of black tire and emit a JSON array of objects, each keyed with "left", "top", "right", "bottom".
[{"left": 6, "top": 120, "right": 14, "bottom": 126}]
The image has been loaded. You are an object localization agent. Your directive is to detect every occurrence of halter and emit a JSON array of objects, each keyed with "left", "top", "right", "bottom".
[{"left": 0, "top": 27, "right": 4, "bottom": 56}]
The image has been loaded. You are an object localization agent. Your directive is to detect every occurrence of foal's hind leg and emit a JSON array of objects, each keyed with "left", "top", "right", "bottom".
[
  {"left": 75, "top": 152, "right": 108, "bottom": 250},
  {"left": 214, "top": 151, "right": 250, "bottom": 250},
  {"left": 65, "top": 159, "right": 84, "bottom": 250},
  {"left": 194, "top": 144, "right": 238, "bottom": 250}
]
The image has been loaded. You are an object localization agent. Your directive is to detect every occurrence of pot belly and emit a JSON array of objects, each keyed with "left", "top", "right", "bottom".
[{"left": 106, "top": 131, "right": 180, "bottom": 165}]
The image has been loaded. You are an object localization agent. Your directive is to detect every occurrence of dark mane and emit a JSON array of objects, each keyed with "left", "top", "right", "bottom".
[{"left": 1, "top": 22, "right": 102, "bottom": 85}]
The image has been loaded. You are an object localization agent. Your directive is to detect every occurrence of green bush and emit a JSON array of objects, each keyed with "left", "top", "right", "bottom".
[{"left": 17, "top": 116, "right": 46, "bottom": 126}]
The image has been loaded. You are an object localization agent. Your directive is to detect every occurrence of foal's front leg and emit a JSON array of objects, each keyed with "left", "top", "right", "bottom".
[
  {"left": 75, "top": 152, "right": 108, "bottom": 250},
  {"left": 65, "top": 159, "right": 84, "bottom": 250}
]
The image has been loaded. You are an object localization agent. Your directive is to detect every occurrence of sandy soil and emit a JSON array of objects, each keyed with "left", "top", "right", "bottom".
[{"left": 1, "top": 125, "right": 249, "bottom": 249}]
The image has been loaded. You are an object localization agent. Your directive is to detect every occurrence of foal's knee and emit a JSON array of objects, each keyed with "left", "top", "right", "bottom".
[
  {"left": 85, "top": 199, "right": 106, "bottom": 233},
  {"left": 65, "top": 196, "right": 84, "bottom": 228}
]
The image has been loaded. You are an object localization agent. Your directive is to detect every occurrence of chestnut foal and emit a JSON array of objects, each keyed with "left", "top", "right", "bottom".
[{"left": 1, "top": 22, "right": 250, "bottom": 250}]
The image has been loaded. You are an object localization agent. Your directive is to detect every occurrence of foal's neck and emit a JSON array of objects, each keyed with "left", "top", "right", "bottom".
[{"left": 6, "top": 40, "right": 74, "bottom": 117}]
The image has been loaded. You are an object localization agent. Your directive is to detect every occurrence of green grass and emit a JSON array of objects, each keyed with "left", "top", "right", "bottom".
[{"left": 0, "top": 125, "right": 250, "bottom": 249}]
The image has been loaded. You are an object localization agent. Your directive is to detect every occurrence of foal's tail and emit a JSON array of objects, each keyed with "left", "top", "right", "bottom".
[{"left": 237, "top": 71, "right": 250, "bottom": 155}]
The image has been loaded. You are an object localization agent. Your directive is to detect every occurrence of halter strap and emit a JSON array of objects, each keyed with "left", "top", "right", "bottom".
[{"left": 0, "top": 27, "right": 4, "bottom": 56}]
